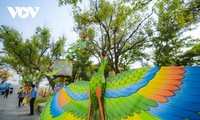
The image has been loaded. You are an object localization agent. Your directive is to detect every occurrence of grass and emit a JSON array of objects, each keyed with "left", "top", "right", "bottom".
[{"left": 34, "top": 97, "right": 48, "bottom": 109}]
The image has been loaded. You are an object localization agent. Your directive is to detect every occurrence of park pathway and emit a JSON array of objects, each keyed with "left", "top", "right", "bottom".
[{"left": 0, "top": 92, "right": 39, "bottom": 120}]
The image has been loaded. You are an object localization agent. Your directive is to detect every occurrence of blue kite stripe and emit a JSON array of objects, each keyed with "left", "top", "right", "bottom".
[
  {"left": 105, "top": 67, "right": 160, "bottom": 98},
  {"left": 171, "top": 92, "right": 200, "bottom": 104},
  {"left": 179, "top": 81, "right": 200, "bottom": 88},
  {"left": 182, "top": 75, "right": 200, "bottom": 81},
  {"left": 153, "top": 102, "right": 200, "bottom": 119},
  {"left": 50, "top": 91, "right": 65, "bottom": 118},
  {"left": 183, "top": 67, "right": 200, "bottom": 74},
  {"left": 175, "top": 87, "right": 200, "bottom": 96},
  {"left": 65, "top": 86, "right": 88, "bottom": 100},
  {"left": 168, "top": 97, "right": 200, "bottom": 112},
  {"left": 148, "top": 106, "right": 183, "bottom": 120}
]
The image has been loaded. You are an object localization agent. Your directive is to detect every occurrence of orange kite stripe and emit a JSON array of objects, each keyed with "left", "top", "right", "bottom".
[
  {"left": 58, "top": 88, "right": 72, "bottom": 107},
  {"left": 137, "top": 67, "right": 184, "bottom": 103}
]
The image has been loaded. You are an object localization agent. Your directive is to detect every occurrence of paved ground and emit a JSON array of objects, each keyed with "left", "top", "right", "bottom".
[{"left": 0, "top": 93, "right": 40, "bottom": 120}]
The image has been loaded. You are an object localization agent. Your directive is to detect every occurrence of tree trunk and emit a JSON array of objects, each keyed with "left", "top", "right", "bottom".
[
  {"left": 46, "top": 76, "right": 55, "bottom": 90},
  {"left": 35, "top": 81, "right": 40, "bottom": 88},
  {"left": 114, "top": 56, "right": 120, "bottom": 73}
]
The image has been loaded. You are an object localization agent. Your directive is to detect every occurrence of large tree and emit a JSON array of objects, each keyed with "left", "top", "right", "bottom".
[
  {"left": 59, "top": 0, "right": 200, "bottom": 68},
  {"left": 59, "top": 0, "right": 157, "bottom": 73},
  {"left": 151, "top": 0, "right": 200, "bottom": 66},
  {"left": 0, "top": 26, "right": 66, "bottom": 89}
]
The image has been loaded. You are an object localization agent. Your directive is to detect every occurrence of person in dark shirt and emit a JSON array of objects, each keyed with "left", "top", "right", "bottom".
[
  {"left": 3, "top": 88, "right": 9, "bottom": 98},
  {"left": 18, "top": 87, "right": 24, "bottom": 107},
  {"left": 29, "top": 84, "right": 37, "bottom": 115},
  {"left": 10, "top": 87, "right": 13, "bottom": 94}
]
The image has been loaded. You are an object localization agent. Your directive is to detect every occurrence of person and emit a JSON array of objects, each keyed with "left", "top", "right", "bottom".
[
  {"left": 10, "top": 87, "right": 13, "bottom": 94},
  {"left": 1, "top": 82, "right": 5, "bottom": 95},
  {"left": 3, "top": 88, "right": 9, "bottom": 98},
  {"left": 18, "top": 87, "right": 24, "bottom": 107},
  {"left": 29, "top": 84, "right": 37, "bottom": 115},
  {"left": 1, "top": 91, "right": 5, "bottom": 95}
]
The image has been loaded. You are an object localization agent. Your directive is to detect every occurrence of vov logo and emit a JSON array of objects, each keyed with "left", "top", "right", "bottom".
[{"left": 7, "top": 7, "right": 40, "bottom": 19}]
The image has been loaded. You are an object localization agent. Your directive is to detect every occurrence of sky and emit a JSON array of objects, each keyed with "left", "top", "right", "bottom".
[{"left": 0, "top": 0, "right": 78, "bottom": 44}]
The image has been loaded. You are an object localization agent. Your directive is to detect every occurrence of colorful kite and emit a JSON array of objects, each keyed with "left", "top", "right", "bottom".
[{"left": 40, "top": 57, "right": 200, "bottom": 120}]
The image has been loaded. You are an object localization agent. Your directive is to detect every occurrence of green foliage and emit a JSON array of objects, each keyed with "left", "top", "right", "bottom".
[
  {"left": 178, "top": 42, "right": 200, "bottom": 65},
  {"left": 67, "top": 0, "right": 154, "bottom": 73},
  {"left": 65, "top": 41, "right": 95, "bottom": 83},
  {"left": 34, "top": 97, "right": 48, "bottom": 109},
  {"left": 0, "top": 26, "right": 66, "bottom": 89},
  {"left": 87, "top": 28, "right": 95, "bottom": 41},
  {"left": 58, "top": 0, "right": 81, "bottom": 6},
  {"left": 96, "top": 0, "right": 114, "bottom": 21},
  {"left": 21, "top": 69, "right": 44, "bottom": 86},
  {"left": 59, "top": 0, "right": 200, "bottom": 68},
  {"left": 151, "top": 0, "right": 200, "bottom": 66}
]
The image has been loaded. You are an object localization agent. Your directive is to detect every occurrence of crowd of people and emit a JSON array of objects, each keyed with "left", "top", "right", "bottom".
[
  {"left": 17, "top": 84, "right": 38, "bottom": 115},
  {"left": 0, "top": 82, "right": 54, "bottom": 117},
  {"left": 1, "top": 87, "right": 13, "bottom": 98},
  {"left": 1, "top": 83, "right": 38, "bottom": 116}
]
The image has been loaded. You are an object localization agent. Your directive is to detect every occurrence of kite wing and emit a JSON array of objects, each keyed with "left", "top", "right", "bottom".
[
  {"left": 104, "top": 66, "right": 200, "bottom": 120},
  {"left": 40, "top": 81, "right": 90, "bottom": 120}
]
